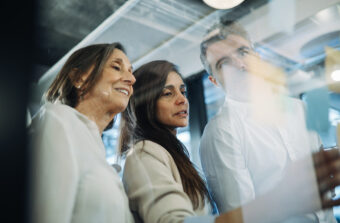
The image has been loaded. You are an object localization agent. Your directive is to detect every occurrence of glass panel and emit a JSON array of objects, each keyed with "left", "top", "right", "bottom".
[
  {"left": 102, "top": 114, "right": 122, "bottom": 166},
  {"left": 203, "top": 72, "right": 225, "bottom": 121},
  {"left": 177, "top": 125, "right": 192, "bottom": 156}
]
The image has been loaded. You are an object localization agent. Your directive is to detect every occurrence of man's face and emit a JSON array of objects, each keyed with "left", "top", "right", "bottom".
[{"left": 206, "top": 34, "right": 253, "bottom": 91}]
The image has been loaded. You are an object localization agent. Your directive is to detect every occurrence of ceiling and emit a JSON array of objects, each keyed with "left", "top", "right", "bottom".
[
  {"left": 31, "top": 0, "right": 340, "bottom": 110},
  {"left": 35, "top": 0, "right": 126, "bottom": 69}
]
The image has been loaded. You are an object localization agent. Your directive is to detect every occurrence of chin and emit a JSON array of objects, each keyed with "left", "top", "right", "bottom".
[
  {"left": 111, "top": 101, "right": 129, "bottom": 113},
  {"left": 176, "top": 121, "right": 188, "bottom": 128}
]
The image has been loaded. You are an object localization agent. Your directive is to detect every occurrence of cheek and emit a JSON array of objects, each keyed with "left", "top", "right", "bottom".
[
  {"left": 213, "top": 72, "right": 226, "bottom": 88},
  {"left": 156, "top": 102, "right": 169, "bottom": 123},
  {"left": 220, "top": 66, "right": 241, "bottom": 83},
  {"left": 155, "top": 103, "right": 162, "bottom": 122},
  {"left": 99, "top": 73, "right": 119, "bottom": 89},
  {"left": 99, "top": 80, "right": 120, "bottom": 97},
  {"left": 93, "top": 88, "right": 112, "bottom": 100},
  {"left": 92, "top": 80, "right": 111, "bottom": 93},
  {"left": 155, "top": 111, "right": 162, "bottom": 124},
  {"left": 89, "top": 84, "right": 119, "bottom": 103},
  {"left": 100, "top": 90, "right": 110, "bottom": 97}
]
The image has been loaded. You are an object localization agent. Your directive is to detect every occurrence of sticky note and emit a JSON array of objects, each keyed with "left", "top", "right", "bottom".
[{"left": 304, "top": 87, "right": 330, "bottom": 133}]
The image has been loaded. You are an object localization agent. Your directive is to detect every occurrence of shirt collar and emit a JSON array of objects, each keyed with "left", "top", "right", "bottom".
[{"left": 223, "top": 97, "right": 251, "bottom": 108}]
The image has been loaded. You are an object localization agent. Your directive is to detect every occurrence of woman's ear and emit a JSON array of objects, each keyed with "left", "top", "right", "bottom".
[
  {"left": 69, "top": 68, "right": 81, "bottom": 88},
  {"left": 208, "top": 75, "right": 219, "bottom": 87},
  {"left": 69, "top": 68, "right": 90, "bottom": 89}
]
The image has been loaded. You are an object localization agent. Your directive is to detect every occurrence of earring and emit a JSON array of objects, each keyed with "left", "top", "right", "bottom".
[{"left": 77, "top": 85, "right": 81, "bottom": 89}]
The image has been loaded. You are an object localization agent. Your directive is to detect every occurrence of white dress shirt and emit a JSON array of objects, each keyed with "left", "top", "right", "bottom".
[
  {"left": 199, "top": 97, "right": 336, "bottom": 223},
  {"left": 30, "top": 102, "right": 134, "bottom": 223}
]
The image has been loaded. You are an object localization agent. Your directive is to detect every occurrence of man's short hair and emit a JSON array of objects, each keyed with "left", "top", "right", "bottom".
[{"left": 200, "top": 20, "right": 251, "bottom": 76}]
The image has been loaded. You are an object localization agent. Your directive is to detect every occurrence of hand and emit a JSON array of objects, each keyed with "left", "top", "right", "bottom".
[{"left": 313, "top": 148, "right": 340, "bottom": 209}]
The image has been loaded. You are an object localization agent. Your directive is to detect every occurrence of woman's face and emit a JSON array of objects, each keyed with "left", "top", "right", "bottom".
[
  {"left": 156, "top": 71, "right": 189, "bottom": 129},
  {"left": 83, "top": 49, "right": 135, "bottom": 113}
]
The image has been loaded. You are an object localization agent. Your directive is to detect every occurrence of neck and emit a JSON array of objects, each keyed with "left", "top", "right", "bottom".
[
  {"left": 170, "top": 128, "right": 177, "bottom": 135},
  {"left": 164, "top": 125, "right": 177, "bottom": 135},
  {"left": 75, "top": 99, "right": 116, "bottom": 134},
  {"left": 224, "top": 80, "right": 251, "bottom": 102}
]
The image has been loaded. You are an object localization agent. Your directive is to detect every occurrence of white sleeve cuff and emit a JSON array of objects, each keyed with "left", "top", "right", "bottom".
[{"left": 183, "top": 215, "right": 216, "bottom": 223}]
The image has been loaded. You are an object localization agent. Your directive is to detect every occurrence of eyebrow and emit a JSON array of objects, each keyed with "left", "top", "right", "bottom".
[
  {"left": 111, "top": 58, "right": 123, "bottom": 64},
  {"left": 163, "top": 84, "right": 186, "bottom": 90}
]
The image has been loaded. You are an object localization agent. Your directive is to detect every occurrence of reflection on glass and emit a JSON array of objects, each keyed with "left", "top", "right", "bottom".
[
  {"left": 31, "top": 0, "right": 340, "bottom": 222},
  {"left": 199, "top": 1, "right": 340, "bottom": 222}
]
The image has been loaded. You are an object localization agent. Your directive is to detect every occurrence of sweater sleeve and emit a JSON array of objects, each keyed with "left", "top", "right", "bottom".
[{"left": 123, "top": 141, "right": 196, "bottom": 223}]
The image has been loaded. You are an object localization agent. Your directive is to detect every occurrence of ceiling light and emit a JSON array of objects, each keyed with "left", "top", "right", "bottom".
[
  {"left": 331, "top": 70, "right": 340, "bottom": 81},
  {"left": 315, "top": 7, "right": 333, "bottom": 23},
  {"left": 203, "top": 0, "right": 245, "bottom": 9}
]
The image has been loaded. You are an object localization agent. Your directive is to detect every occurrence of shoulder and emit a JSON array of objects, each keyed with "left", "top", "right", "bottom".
[
  {"left": 204, "top": 100, "right": 246, "bottom": 132},
  {"left": 203, "top": 109, "right": 229, "bottom": 135},
  {"left": 34, "top": 103, "right": 76, "bottom": 123},
  {"left": 200, "top": 108, "right": 244, "bottom": 155},
  {"left": 30, "top": 103, "right": 81, "bottom": 138},
  {"left": 126, "top": 140, "right": 174, "bottom": 166},
  {"left": 201, "top": 111, "right": 238, "bottom": 141},
  {"left": 29, "top": 104, "right": 80, "bottom": 159},
  {"left": 45, "top": 102, "right": 78, "bottom": 120}
]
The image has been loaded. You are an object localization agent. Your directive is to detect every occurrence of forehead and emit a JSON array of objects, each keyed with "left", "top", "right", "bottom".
[
  {"left": 206, "top": 34, "right": 251, "bottom": 61},
  {"left": 165, "top": 71, "right": 184, "bottom": 85},
  {"left": 108, "top": 49, "right": 131, "bottom": 66}
]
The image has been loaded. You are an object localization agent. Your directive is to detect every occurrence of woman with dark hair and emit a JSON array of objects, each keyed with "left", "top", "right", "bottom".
[
  {"left": 121, "top": 60, "right": 340, "bottom": 223},
  {"left": 31, "top": 43, "right": 135, "bottom": 223},
  {"left": 120, "top": 60, "right": 212, "bottom": 222}
]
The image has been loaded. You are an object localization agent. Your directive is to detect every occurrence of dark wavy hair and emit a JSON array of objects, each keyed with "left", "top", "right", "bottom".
[
  {"left": 45, "top": 42, "right": 125, "bottom": 130},
  {"left": 119, "top": 60, "right": 210, "bottom": 209}
]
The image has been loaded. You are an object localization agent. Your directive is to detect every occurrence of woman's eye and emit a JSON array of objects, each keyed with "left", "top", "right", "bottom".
[
  {"left": 162, "top": 91, "right": 172, "bottom": 97},
  {"left": 181, "top": 90, "right": 187, "bottom": 96},
  {"left": 112, "top": 66, "right": 121, "bottom": 71}
]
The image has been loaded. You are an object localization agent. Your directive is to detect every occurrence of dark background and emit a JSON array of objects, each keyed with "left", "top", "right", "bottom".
[{"left": 0, "top": 1, "right": 35, "bottom": 222}]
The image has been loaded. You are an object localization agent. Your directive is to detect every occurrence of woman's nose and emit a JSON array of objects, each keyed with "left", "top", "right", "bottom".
[
  {"left": 175, "top": 92, "right": 187, "bottom": 105},
  {"left": 123, "top": 70, "right": 136, "bottom": 85}
]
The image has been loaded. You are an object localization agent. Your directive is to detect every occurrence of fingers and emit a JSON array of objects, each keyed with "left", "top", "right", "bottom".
[
  {"left": 313, "top": 149, "right": 340, "bottom": 209},
  {"left": 315, "top": 157, "right": 340, "bottom": 184},
  {"left": 322, "top": 197, "right": 340, "bottom": 209},
  {"left": 314, "top": 149, "right": 340, "bottom": 180},
  {"left": 318, "top": 175, "right": 339, "bottom": 197},
  {"left": 313, "top": 149, "right": 340, "bottom": 167}
]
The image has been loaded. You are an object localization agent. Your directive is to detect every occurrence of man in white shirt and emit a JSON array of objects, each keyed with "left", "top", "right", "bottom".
[{"left": 199, "top": 20, "right": 336, "bottom": 223}]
